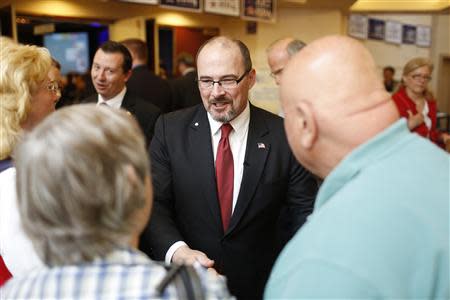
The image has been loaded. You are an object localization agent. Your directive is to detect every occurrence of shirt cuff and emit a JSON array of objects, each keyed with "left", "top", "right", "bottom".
[{"left": 165, "top": 241, "right": 187, "bottom": 264}]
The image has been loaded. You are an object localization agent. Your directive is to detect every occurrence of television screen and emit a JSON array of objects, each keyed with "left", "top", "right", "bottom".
[{"left": 44, "top": 32, "right": 90, "bottom": 75}]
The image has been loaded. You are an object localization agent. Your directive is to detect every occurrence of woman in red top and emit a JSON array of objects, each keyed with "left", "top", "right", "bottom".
[{"left": 392, "top": 57, "right": 449, "bottom": 146}]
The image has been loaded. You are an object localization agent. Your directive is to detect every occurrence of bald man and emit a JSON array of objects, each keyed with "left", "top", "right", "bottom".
[
  {"left": 266, "top": 37, "right": 306, "bottom": 85},
  {"left": 265, "top": 36, "right": 449, "bottom": 298}
]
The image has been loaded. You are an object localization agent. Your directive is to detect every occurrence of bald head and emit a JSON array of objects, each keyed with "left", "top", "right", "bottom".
[
  {"left": 197, "top": 36, "right": 252, "bottom": 73},
  {"left": 267, "top": 37, "right": 306, "bottom": 85},
  {"left": 281, "top": 35, "right": 398, "bottom": 178}
]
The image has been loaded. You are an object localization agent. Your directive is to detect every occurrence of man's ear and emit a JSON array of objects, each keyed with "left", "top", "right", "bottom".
[
  {"left": 247, "top": 69, "right": 256, "bottom": 89},
  {"left": 124, "top": 69, "right": 132, "bottom": 82},
  {"left": 296, "top": 101, "right": 317, "bottom": 150}
]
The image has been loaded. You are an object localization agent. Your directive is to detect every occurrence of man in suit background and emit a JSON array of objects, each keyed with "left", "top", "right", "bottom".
[
  {"left": 170, "top": 52, "right": 202, "bottom": 111},
  {"left": 142, "top": 36, "right": 318, "bottom": 299},
  {"left": 82, "top": 41, "right": 160, "bottom": 144},
  {"left": 266, "top": 37, "right": 306, "bottom": 86},
  {"left": 121, "top": 38, "right": 172, "bottom": 113}
]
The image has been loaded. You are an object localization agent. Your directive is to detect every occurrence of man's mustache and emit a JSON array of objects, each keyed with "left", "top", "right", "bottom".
[{"left": 209, "top": 97, "right": 230, "bottom": 104}]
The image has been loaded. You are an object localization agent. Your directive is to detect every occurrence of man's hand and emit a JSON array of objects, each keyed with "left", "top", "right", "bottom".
[
  {"left": 407, "top": 110, "right": 424, "bottom": 130},
  {"left": 172, "top": 245, "right": 215, "bottom": 268}
]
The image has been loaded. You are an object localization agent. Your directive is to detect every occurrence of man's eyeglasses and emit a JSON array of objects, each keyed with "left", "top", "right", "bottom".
[
  {"left": 197, "top": 70, "right": 250, "bottom": 90},
  {"left": 270, "top": 68, "right": 283, "bottom": 78},
  {"left": 411, "top": 74, "right": 432, "bottom": 82}
]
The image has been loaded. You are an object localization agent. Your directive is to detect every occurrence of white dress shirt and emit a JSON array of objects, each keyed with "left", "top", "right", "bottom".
[
  {"left": 97, "top": 87, "right": 127, "bottom": 108},
  {"left": 422, "top": 101, "right": 432, "bottom": 132},
  {"left": 165, "top": 103, "right": 251, "bottom": 263}
]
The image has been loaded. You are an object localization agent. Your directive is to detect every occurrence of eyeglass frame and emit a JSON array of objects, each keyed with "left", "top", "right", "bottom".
[
  {"left": 47, "top": 80, "right": 61, "bottom": 92},
  {"left": 47, "top": 80, "right": 62, "bottom": 98},
  {"left": 270, "top": 68, "right": 283, "bottom": 79},
  {"left": 197, "top": 70, "right": 251, "bottom": 90},
  {"left": 410, "top": 74, "right": 432, "bottom": 82}
]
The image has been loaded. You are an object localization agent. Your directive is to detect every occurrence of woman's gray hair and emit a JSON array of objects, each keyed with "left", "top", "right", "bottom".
[{"left": 14, "top": 104, "right": 150, "bottom": 266}]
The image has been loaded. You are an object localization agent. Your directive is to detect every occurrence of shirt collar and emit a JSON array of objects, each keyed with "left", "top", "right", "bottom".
[
  {"left": 91, "top": 247, "right": 150, "bottom": 266},
  {"left": 207, "top": 101, "right": 250, "bottom": 137},
  {"left": 315, "top": 119, "right": 412, "bottom": 210},
  {"left": 97, "top": 87, "right": 127, "bottom": 108}
]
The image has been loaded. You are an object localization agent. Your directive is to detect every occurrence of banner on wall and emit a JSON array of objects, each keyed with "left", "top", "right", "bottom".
[
  {"left": 242, "top": 0, "right": 276, "bottom": 22},
  {"left": 160, "top": 0, "right": 202, "bottom": 12},
  {"left": 402, "top": 24, "right": 416, "bottom": 44},
  {"left": 368, "top": 18, "right": 385, "bottom": 40},
  {"left": 384, "top": 20, "right": 402, "bottom": 44},
  {"left": 205, "top": 0, "right": 240, "bottom": 16},
  {"left": 348, "top": 14, "right": 368, "bottom": 39},
  {"left": 416, "top": 25, "right": 431, "bottom": 47}
]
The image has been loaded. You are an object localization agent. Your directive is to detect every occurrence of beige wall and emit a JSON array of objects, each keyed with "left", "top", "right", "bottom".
[
  {"left": 431, "top": 13, "right": 450, "bottom": 112},
  {"left": 358, "top": 14, "right": 433, "bottom": 88},
  {"left": 221, "top": 8, "right": 344, "bottom": 113},
  {"left": 111, "top": 7, "right": 345, "bottom": 113}
]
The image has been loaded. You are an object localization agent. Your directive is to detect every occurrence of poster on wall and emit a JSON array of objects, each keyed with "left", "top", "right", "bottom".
[
  {"left": 160, "top": 0, "right": 201, "bottom": 12},
  {"left": 368, "top": 18, "right": 385, "bottom": 40},
  {"left": 348, "top": 14, "right": 368, "bottom": 40},
  {"left": 416, "top": 25, "right": 431, "bottom": 47},
  {"left": 205, "top": 0, "right": 239, "bottom": 16},
  {"left": 402, "top": 24, "right": 416, "bottom": 44},
  {"left": 242, "top": 0, "right": 276, "bottom": 22},
  {"left": 384, "top": 20, "right": 402, "bottom": 44}
]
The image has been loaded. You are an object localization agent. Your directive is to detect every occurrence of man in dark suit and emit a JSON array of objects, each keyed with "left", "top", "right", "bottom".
[
  {"left": 82, "top": 41, "right": 160, "bottom": 144},
  {"left": 142, "top": 36, "right": 318, "bottom": 300},
  {"left": 170, "top": 53, "right": 202, "bottom": 111},
  {"left": 121, "top": 38, "right": 172, "bottom": 113}
]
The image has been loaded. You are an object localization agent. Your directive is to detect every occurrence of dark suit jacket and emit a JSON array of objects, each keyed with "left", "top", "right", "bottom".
[
  {"left": 169, "top": 70, "right": 202, "bottom": 111},
  {"left": 82, "top": 91, "right": 160, "bottom": 145},
  {"left": 142, "top": 104, "right": 317, "bottom": 299},
  {"left": 127, "top": 65, "right": 172, "bottom": 113}
]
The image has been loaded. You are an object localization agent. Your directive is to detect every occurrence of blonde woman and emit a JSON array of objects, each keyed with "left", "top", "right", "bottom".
[
  {"left": 0, "top": 38, "right": 60, "bottom": 283},
  {"left": 392, "top": 57, "right": 450, "bottom": 146}
]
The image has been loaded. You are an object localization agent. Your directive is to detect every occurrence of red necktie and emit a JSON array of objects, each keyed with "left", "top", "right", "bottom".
[{"left": 216, "top": 123, "right": 234, "bottom": 231}]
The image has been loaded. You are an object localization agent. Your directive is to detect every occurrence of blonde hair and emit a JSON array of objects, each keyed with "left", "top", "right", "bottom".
[
  {"left": 0, "top": 38, "right": 52, "bottom": 159},
  {"left": 15, "top": 104, "right": 150, "bottom": 265},
  {"left": 401, "top": 57, "right": 434, "bottom": 99}
]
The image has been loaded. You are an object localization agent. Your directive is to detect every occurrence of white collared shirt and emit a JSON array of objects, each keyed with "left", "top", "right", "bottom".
[
  {"left": 207, "top": 102, "right": 250, "bottom": 213},
  {"left": 165, "top": 102, "right": 251, "bottom": 264},
  {"left": 97, "top": 87, "right": 127, "bottom": 109}
]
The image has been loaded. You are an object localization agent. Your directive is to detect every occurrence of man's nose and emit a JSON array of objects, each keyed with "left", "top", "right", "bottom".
[
  {"left": 211, "top": 82, "right": 226, "bottom": 97},
  {"left": 95, "top": 69, "right": 106, "bottom": 80}
]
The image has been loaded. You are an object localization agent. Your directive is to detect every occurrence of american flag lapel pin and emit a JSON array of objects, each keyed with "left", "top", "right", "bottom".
[{"left": 257, "top": 142, "right": 266, "bottom": 149}]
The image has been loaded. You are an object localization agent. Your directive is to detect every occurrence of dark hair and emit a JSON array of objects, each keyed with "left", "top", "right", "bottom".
[
  {"left": 286, "top": 39, "right": 306, "bottom": 57},
  {"left": 99, "top": 41, "right": 132, "bottom": 73},
  {"left": 383, "top": 66, "right": 395, "bottom": 74},
  {"left": 120, "top": 38, "right": 147, "bottom": 62},
  {"left": 196, "top": 36, "right": 252, "bottom": 72},
  {"left": 51, "top": 57, "right": 61, "bottom": 70}
]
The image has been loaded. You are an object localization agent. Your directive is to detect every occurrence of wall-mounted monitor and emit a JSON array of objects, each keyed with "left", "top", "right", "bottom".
[{"left": 44, "top": 32, "right": 90, "bottom": 75}]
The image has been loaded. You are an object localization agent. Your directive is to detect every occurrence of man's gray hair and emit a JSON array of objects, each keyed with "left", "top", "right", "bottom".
[
  {"left": 14, "top": 104, "right": 150, "bottom": 266},
  {"left": 286, "top": 39, "right": 307, "bottom": 57}
]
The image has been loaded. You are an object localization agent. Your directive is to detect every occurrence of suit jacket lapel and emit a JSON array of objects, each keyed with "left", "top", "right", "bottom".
[
  {"left": 188, "top": 106, "right": 223, "bottom": 230},
  {"left": 227, "top": 105, "right": 270, "bottom": 235},
  {"left": 121, "top": 91, "right": 136, "bottom": 115}
]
